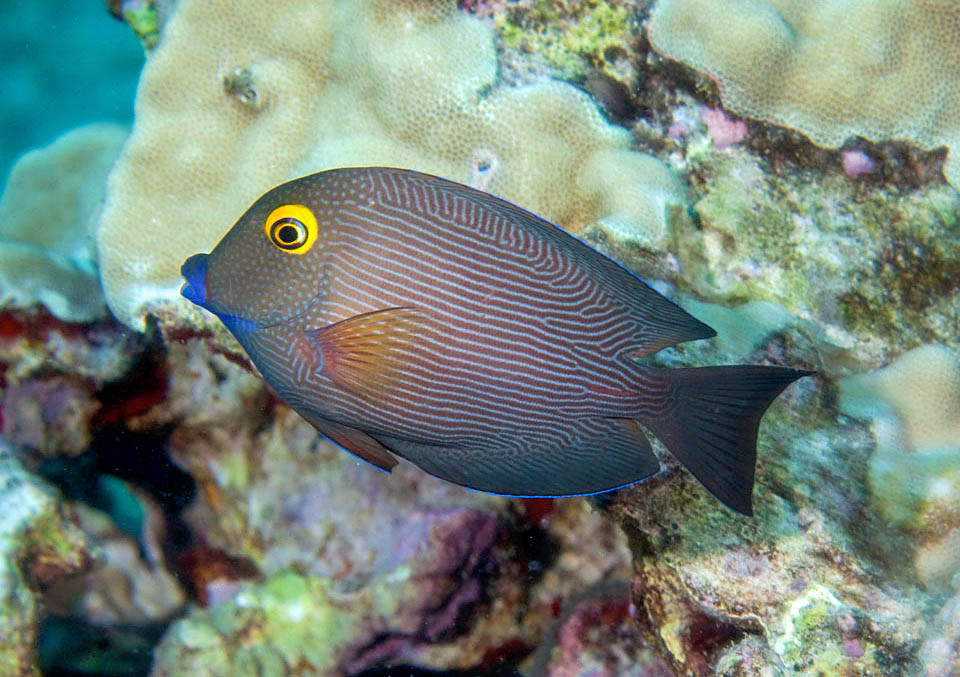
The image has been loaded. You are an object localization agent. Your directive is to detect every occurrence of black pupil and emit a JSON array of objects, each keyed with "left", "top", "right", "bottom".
[{"left": 274, "top": 219, "right": 303, "bottom": 246}]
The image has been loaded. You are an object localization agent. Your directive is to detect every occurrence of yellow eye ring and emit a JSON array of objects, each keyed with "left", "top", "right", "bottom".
[{"left": 264, "top": 204, "right": 318, "bottom": 255}]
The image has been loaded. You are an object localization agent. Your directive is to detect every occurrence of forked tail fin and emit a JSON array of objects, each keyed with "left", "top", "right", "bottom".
[{"left": 641, "top": 365, "right": 812, "bottom": 515}]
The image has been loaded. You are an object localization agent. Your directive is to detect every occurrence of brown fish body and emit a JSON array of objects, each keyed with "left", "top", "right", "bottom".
[{"left": 181, "top": 167, "right": 810, "bottom": 513}]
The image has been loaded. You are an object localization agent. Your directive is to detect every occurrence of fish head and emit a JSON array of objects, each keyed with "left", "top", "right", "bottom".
[{"left": 180, "top": 176, "right": 328, "bottom": 334}]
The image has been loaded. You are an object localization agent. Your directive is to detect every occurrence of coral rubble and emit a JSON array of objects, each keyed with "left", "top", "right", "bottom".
[{"left": 0, "top": 441, "right": 92, "bottom": 676}]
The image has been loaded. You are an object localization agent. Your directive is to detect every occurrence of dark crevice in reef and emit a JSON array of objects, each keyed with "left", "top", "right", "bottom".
[
  {"left": 35, "top": 424, "right": 196, "bottom": 677},
  {"left": 93, "top": 324, "right": 169, "bottom": 427},
  {"left": 37, "top": 424, "right": 195, "bottom": 554},
  {"left": 684, "top": 609, "right": 753, "bottom": 661},
  {"left": 352, "top": 634, "right": 528, "bottom": 677},
  {"left": 38, "top": 617, "right": 168, "bottom": 677},
  {"left": 515, "top": 522, "right": 559, "bottom": 589},
  {"left": 55, "top": 317, "right": 195, "bottom": 551},
  {"left": 33, "top": 323, "right": 196, "bottom": 677}
]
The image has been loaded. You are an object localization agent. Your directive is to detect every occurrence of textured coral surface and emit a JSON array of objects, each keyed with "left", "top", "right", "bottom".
[
  {"left": 649, "top": 0, "right": 960, "bottom": 189},
  {"left": 0, "top": 124, "right": 126, "bottom": 321}
]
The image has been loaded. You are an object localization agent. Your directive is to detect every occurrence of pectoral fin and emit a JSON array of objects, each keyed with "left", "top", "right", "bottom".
[{"left": 303, "top": 307, "right": 427, "bottom": 400}]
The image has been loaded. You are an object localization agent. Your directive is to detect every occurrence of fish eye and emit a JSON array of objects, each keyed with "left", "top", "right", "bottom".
[
  {"left": 264, "top": 204, "right": 318, "bottom": 255},
  {"left": 273, "top": 219, "right": 306, "bottom": 248}
]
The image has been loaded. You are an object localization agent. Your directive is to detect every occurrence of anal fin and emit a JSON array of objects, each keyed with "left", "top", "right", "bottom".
[
  {"left": 307, "top": 416, "right": 398, "bottom": 472},
  {"left": 379, "top": 419, "right": 661, "bottom": 496}
]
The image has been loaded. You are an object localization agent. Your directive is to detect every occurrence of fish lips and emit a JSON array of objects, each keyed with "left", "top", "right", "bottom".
[
  {"left": 180, "top": 253, "right": 209, "bottom": 308},
  {"left": 180, "top": 252, "right": 251, "bottom": 330}
]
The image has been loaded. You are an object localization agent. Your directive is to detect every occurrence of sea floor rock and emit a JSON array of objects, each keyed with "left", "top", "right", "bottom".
[
  {"left": 612, "top": 478, "right": 928, "bottom": 674},
  {"left": 0, "top": 441, "right": 93, "bottom": 676}
]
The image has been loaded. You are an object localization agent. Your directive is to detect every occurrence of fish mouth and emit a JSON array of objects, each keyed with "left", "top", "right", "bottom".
[
  {"left": 180, "top": 253, "right": 208, "bottom": 307},
  {"left": 180, "top": 253, "right": 255, "bottom": 332}
]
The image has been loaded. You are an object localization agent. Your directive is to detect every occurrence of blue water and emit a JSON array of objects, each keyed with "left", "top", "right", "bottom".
[{"left": 0, "top": 1, "right": 143, "bottom": 185}]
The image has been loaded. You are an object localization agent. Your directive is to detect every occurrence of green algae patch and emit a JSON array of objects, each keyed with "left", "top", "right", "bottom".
[
  {"left": 837, "top": 221, "right": 960, "bottom": 342},
  {"left": 768, "top": 585, "right": 878, "bottom": 675},
  {"left": 257, "top": 574, "right": 341, "bottom": 667},
  {"left": 155, "top": 572, "right": 390, "bottom": 673},
  {"left": 772, "top": 584, "right": 841, "bottom": 656},
  {"left": 493, "top": 0, "right": 638, "bottom": 83},
  {"left": 123, "top": 2, "right": 160, "bottom": 49},
  {"left": 679, "top": 147, "right": 960, "bottom": 351}
]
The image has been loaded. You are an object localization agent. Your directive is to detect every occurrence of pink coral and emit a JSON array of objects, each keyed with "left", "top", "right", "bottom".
[
  {"left": 841, "top": 149, "right": 877, "bottom": 177},
  {"left": 702, "top": 107, "right": 747, "bottom": 150},
  {"left": 844, "top": 638, "right": 865, "bottom": 658},
  {"left": 668, "top": 120, "right": 691, "bottom": 139},
  {"left": 700, "top": 108, "right": 747, "bottom": 150}
]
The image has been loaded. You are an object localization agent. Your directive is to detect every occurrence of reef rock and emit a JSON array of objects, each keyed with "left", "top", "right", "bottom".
[{"left": 0, "top": 441, "right": 93, "bottom": 676}]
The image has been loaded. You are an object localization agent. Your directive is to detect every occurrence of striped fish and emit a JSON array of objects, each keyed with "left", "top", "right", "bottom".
[{"left": 181, "top": 167, "right": 810, "bottom": 515}]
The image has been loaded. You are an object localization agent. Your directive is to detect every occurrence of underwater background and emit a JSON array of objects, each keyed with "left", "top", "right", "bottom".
[
  {"left": 0, "top": 0, "right": 958, "bottom": 675},
  {"left": 0, "top": 2, "right": 141, "bottom": 185}
]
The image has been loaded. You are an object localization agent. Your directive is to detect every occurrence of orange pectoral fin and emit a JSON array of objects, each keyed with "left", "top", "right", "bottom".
[
  {"left": 304, "top": 307, "right": 428, "bottom": 401},
  {"left": 307, "top": 416, "right": 398, "bottom": 472}
]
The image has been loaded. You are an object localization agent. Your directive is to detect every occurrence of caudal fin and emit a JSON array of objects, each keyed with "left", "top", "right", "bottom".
[{"left": 642, "top": 365, "right": 812, "bottom": 515}]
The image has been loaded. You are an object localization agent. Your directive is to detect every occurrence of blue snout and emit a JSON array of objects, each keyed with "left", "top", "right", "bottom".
[{"left": 180, "top": 253, "right": 209, "bottom": 308}]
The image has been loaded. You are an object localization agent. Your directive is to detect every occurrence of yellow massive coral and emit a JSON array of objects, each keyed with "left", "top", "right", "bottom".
[
  {"left": 839, "top": 345, "right": 960, "bottom": 588},
  {"left": 98, "top": 0, "right": 685, "bottom": 330},
  {"left": 0, "top": 124, "right": 127, "bottom": 321},
  {"left": 648, "top": 0, "right": 960, "bottom": 189}
]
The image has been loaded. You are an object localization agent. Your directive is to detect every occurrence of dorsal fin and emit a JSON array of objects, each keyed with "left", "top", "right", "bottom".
[{"left": 385, "top": 167, "right": 716, "bottom": 354}]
